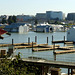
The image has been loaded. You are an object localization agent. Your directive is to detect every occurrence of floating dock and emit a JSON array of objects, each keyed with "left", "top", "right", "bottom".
[
  {"left": 52, "top": 40, "right": 67, "bottom": 43},
  {"left": 14, "top": 44, "right": 49, "bottom": 49},
  {"left": 58, "top": 46, "right": 74, "bottom": 50},
  {"left": 54, "top": 49, "right": 75, "bottom": 54},
  {"left": 32, "top": 47, "right": 58, "bottom": 51},
  {"left": 64, "top": 42, "right": 73, "bottom": 44},
  {"left": 0, "top": 42, "right": 36, "bottom": 47},
  {"left": 38, "top": 44, "right": 60, "bottom": 48},
  {"left": 14, "top": 44, "right": 38, "bottom": 49}
]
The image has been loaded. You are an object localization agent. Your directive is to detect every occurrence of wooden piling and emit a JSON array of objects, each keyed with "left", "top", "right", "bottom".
[
  {"left": 28, "top": 37, "right": 30, "bottom": 45},
  {"left": 68, "top": 68, "right": 70, "bottom": 75},
  {"left": 54, "top": 54, "right": 56, "bottom": 61},
  {"left": 64, "top": 36, "right": 65, "bottom": 43},
  {"left": 71, "top": 69, "right": 73, "bottom": 75},
  {"left": 47, "top": 37, "right": 48, "bottom": 44},
  {"left": 52, "top": 35, "right": 53, "bottom": 43},
  {"left": 53, "top": 43, "right": 55, "bottom": 53},
  {"left": 12, "top": 39, "right": 13, "bottom": 45},
  {"left": 35, "top": 36, "right": 37, "bottom": 43},
  {"left": 32, "top": 42, "right": 33, "bottom": 51}
]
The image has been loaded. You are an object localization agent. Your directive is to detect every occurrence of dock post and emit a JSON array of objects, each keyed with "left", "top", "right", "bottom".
[
  {"left": 32, "top": 42, "right": 33, "bottom": 51},
  {"left": 47, "top": 37, "right": 48, "bottom": 44},
  {"left": 64, "top": 36, "right": 65, "bottom": 43},
  {"left": 28, "top": 37, "right": 30, "bottom": 45},
  {"left": 53, "top": 43, "right": 55, "bottom": 53},
  {"left": 54, "top": 54, "right": 56, "bottom": 61},
  {"left": 35, "top": 36, "right": 37, "bottom": 43},
  {"left": 68, "top": 68, "right": 70, "bottom": 75},
  {"left": 52, "top": 35, "right": 53, "bottom": 43},
  {"left": 12, "top": 39, "right": 13, "bottom": 45},
  {"left": 71, "top": 69, "right": 73, "bottom": 75}
]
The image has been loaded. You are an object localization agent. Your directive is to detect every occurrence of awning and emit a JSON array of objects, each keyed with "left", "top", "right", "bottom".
[{"left": 0, "top": 29, "right": 11, "bottom": 39}]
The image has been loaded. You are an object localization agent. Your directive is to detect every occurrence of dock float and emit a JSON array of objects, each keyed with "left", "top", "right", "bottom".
[
  {"left": 58, "top": 46, "right": 74, "bottom": 50},
  {"left": 52, "top": 40, "right": 67, "bottom": 43},
  {"left": 32, "top": 47, "right": 58, "bottom": 51},
  {"left": 0, "top": 42, "right": 36, "bottom": 47},
  {"left": 14, "top": 44, "right": 38, "bottom": 49},
  {"left": 38, "top": 44, "right": 60, "bottom": 48},
  {"left": 14, "top": 44, "right": 49, "bottom": 49},
  {"left": 64, "top": 42, "right": 73, "bottom": 44},
  {"left": 54, "top": 49, "right": 75, "bottom": 54}
]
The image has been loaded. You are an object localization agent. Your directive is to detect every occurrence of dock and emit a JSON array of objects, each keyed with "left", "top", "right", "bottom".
[
  {"left": 58, "top": 46, "right": 74, "bottom": 50},
  {"left": 38, "top": 44, "right": 60, "bottom": 48},
  {"left": 0, "top": 42, "right": 36, "bottom": 47},
  {"left": 14, "top": 44, "right": 49, "bottom": 49},
  {"left": 32, "top": 47, "right": 58, "bottom": 51},
  {"left": 52, "top": 40, "right": 67, "bottom": 43},
  {"left": 54, "top": 49, "right": 75, "bottom": 54},
  {"left": 64, "top": 42, "right": 73, "bottom": 44},
  {"left": 14, "top": 44, "right": 38, "bottom": 49}
]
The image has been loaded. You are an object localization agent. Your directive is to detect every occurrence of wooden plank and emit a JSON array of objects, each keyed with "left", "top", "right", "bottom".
[{"left": 54, "top": 49, "right": 75, "bottom": 54}]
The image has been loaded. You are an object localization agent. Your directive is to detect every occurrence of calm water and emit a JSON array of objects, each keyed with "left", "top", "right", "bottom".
[{"left": 0, "top": 31, "right": 75, "bottom": 73}]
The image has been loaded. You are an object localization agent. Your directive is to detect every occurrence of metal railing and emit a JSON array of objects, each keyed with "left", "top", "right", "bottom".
[{"left": 15, "top": 52, "right": 75, "bottom": 63}]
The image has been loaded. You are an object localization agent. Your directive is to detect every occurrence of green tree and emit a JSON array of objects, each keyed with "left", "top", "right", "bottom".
[
  {"left": 8, "top": 16, "right": 13, "bottom": 24},
  {"left": 8, "top": 16, "right": 17, "bottom": 24},
  {"left": 2, "top": 18, "right": 7, "bottom": 24},
  {"left": 12, "top": 15, "right": 17, "bottom": 23},
  {"left": 34, "top": 19, "right": 38, "bottom": 25}
]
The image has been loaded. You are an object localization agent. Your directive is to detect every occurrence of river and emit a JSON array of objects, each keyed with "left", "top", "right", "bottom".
[{"left": 0, "top": 31, "right": 75, "bottom": 73}]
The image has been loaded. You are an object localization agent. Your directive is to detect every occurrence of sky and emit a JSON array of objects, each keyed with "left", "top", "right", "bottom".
[{"left": 0, "top": 0, "right": 75, "bottom": 16}]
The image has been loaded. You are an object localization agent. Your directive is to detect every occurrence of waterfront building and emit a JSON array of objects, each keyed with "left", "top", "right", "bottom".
[
  {"left": 16, "top": 15, "right": 33, "bottom": 22},
  {"left": 46, "top": 11, "right": 64, "bottom": 21},
  {"left": 4, "top": 23, "right": 26, "bottom": 32},
  {"left": 35, "top": 13, "right": 46, "bottom": 20},
  {"left": 67, "top": 25, "right": 75, "bottom": 42},
  {"left": 33, "top": 23, "right": 53, "bottom": 32},
  {"left": 67, "top": 13, "right": 75, "bottom": 21},
  {"left": 19, "top": 24, "right": 29, "bottom": 34}
]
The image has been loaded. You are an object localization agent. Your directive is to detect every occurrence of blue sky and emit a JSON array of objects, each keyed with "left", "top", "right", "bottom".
[{"left": 0, "top": 0, "right": 75, "bottom": 16}]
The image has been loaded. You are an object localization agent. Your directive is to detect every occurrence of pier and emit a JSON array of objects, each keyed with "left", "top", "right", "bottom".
[{"left": 21, "top": 58, "right": 75, "bottom": 75}]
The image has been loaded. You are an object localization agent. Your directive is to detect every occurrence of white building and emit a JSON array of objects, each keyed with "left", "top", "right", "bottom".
[
  {"left": 46, "top": 11, "right": 64, "bottom": 20},
  {"left": 19, "top": 24, "right": 29, "bottom": 34},
  {"left": 67, "top": 26, "right": 75, "bottom": 42}
]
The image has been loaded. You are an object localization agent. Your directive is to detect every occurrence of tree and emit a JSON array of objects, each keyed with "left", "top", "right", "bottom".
[
  {"left": 2, "top": 18, "right": 7, "bottom": 24},
  {"left": 8, "top": 16, "right": 17, "bottom": 24},
  {"left": 12, "top": 15, "right": 16, "bottom": 23},
  {"left": 34, "top": 19, "right": 38, "bottom": 25}
]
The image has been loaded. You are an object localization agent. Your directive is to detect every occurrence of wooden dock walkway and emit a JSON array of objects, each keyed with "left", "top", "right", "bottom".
[
  {"left": 32, "top": 47, "right": 58, "bottom": 51},
  {"left": 14, "top": 44, "right": 38, "bottom": 49},
  {"left": 0, "top": 42, "right": 36, "bottom": 47},
  {"left": 54, "top": 49, "right": 75, "bottom": 54},
  {"left": 52, "top": 40, "right": 67, "bottom": 43},
  {"left": 14, "top": 44, "right": 49, "bottom": 49},
  {"left": 64, "top": 42, "right": 73, "bottom": 44},
  {"left": 58, "top": 46, "right": 74, "bottom": 50},
  {"left": 38, "top": 44, "right": 60, "bottom": 48}
]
